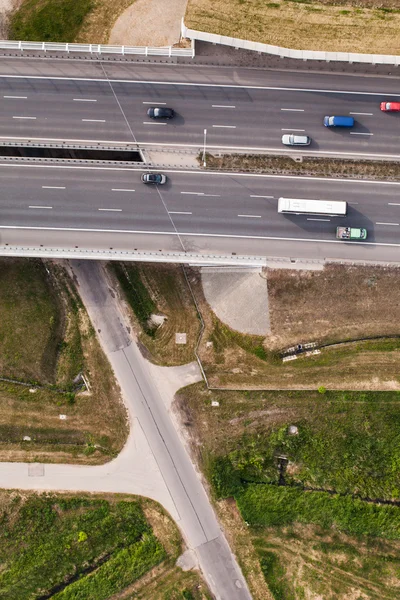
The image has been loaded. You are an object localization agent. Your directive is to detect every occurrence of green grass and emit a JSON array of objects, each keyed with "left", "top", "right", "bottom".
[
  {"left": 0, "top": 259, "right": 63, "bottom": 384},
  {"left": 112, "top": 263, "right": 157, "bottom": 336},
  {"left": 9, "top": 0, "right": 93, "bottom": 42},
  {"left": 259, "top": 551, "right": 295, "bottom": 600},
  {"left": 237, "top": 486, "right": 400, "bottom": 539},
  {"left": 184, "top": 385, "right": 400, "bottom": 502},
  {"left": 210, "top": 317, "right": 273, "bottom": 363},
  {"left": 0, "top": 493, "right": 166, "bottom": 600}
]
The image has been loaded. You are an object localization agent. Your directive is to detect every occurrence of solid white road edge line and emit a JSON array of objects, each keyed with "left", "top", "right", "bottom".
[
  {"left": 1, "top": 161, "right": 400, "bottom": 186},
  {"left": 0, "top": 223, "right": 390, "bottom": 246},
  {"left": 0, "top": 74, "right": 398, "bottom": 98}
]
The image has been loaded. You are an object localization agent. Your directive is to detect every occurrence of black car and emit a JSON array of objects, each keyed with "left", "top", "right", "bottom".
[
  {"left": 147, "top": 107, "right": 174, "bottom": 119},
  {"left": 141, "top": 173, "right": 167, "bottom": 185}
]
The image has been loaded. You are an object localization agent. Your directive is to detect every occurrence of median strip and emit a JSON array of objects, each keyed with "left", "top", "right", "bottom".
[{"left": 201, "top": 153, "right": 400, "bottom": 182}]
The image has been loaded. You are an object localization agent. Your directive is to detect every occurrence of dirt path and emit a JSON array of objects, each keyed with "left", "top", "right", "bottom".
[{"left": 109, "top": 0, "right": 188, "bottom": 46}]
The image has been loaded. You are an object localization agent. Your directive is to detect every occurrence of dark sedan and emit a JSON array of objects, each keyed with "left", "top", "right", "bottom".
[{"left": 147, "top": 107, "right": 174, "bottom": 119}]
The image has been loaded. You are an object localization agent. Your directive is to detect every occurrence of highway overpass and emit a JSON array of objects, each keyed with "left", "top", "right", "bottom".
[
  {"left": 0, "top": 57, "right": 400, "bottom": 264},
  {"left": 0, "top": 162, "right": 400, "bottom": 265}
]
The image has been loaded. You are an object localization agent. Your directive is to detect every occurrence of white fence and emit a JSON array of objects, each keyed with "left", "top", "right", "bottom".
[
  {"left": 181, "top": 20, "right": 400, "bottom": 65},
  {"left": 0, "top": 39, "right": 195, "bottom": 57}
]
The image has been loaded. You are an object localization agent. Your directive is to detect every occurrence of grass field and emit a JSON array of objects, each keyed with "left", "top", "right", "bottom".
[
  {"left": 9, "top": 0, "right": 134, "bottom": 43},
  {"left": 0, "top": 259, "right": 128, "bottom": 464},
  {"left": 176, "top": 384, "right": 400, "bottom": 598},
  {"left": 267, "top": 265, "right": 400, "bottom": 350},
  {"left": 204, "top": 153, "right": 400, "bottom": 182},
  {"left": 0, "top": 258, "right": 64, "bottom": 384},
  {"left": 185, "top": 0, "right": 400, "bottom": 54},
  {"left": 186, "top": 264, "right": 400, "bottom": 389},
  {"left": 216, "top": 496, "right": 400, "bottom": 600},
  {"left": 0, "top": 490, "right": 209, "bottom": 600},
  {"left": 111, "top": 263, "right": 200, "bottom": 366},
  {"left": 177, "top": 384, "right": 400, "bottom": 502}
]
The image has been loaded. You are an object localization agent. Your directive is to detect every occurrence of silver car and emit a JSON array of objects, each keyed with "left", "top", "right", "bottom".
[
  {"left": 282, "top": 134, "right": 311, "bottom": 146},
  {"left": 141, "top": 173, "right": 167, "bottom": 184}
]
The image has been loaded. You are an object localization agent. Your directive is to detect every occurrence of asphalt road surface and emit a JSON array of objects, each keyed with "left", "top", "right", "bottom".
[
  {"left": 0, "top": 163, "right": 399, "bottom": 254},
  {"left": 0, "top": 59, "right": 399, "bottom": 157}
]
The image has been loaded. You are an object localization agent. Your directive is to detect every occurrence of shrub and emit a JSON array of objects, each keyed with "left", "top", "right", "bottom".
[{"left": 237, "top": 485, "right": 400, "bottom": 539}]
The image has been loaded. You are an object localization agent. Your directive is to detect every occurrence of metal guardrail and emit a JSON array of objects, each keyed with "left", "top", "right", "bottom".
[
  {"left": 181, "top": 19, "right": 400, "bottom": 65},
  {"left": 0, "top": 39, "right": 195, "bottom": 58}
]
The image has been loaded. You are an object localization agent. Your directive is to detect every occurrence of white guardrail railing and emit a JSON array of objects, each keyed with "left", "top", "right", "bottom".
[
  {"left": 181, "top": 19, "right": 400, "bottom": 65},
  {"left": 0, "top": 39, "right": 195, "bottom": 57}
]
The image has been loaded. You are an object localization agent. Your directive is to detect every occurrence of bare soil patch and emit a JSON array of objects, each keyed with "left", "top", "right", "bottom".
[
  {"left": 77, "top": 0, "right": 135, "bottom": 44},
  {"left": 109, "top": 0, "right": 188, "bottom": 46},
  {"left": 185, "top": 0, "right": 400, "bottom": 54}
]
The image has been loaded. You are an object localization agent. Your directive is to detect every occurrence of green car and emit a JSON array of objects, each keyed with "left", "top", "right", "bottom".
[{"left": 336, "top": 227, "right": 367, "bottom": 240}]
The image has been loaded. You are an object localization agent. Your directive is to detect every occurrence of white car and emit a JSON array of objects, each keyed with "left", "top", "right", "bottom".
[{"left": 282, "top": 134, "right": 311, "bottom": 146}]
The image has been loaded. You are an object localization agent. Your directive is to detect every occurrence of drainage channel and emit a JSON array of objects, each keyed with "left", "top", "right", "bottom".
[{"left": 0, "top": 143, "right": 143, "bottom": 162}]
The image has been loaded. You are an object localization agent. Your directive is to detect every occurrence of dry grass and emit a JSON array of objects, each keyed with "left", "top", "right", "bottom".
[
  {"left": 251, "top": 523, "right": 400, "bottom": 599},
  {"left": 185, "top": 0, "right": 400, "bottom": 54},
  {"left": 76, "top": 0, "right": 136, "bottom": 43},
  {"left": 189, "top": 265, "right": 400, "bottom": 389},
  {"left": 111, "top": 263, "right": 200, "bottom": 366},
  {"left": 128, "top": 567, "right": 210, "bottom": 600},
  {"left": 0, "top": 261, "right": 128, "bottom": 464},
  {"left": 267, "top": 264, "right": 400, "bottom": 349},
  {"left": 204, "top": 154, "right": 400, "bottom": 181},
  {"left": 215, "top": 498, "right": 273, "bottom": 600}
]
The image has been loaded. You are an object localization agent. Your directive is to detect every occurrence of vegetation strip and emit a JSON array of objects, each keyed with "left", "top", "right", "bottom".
[
  {"left": 237, "top": 486, "right": 400, "bottom": 539},
  {"left": 202, "top": 153, "right": 400, "bottom": 181}
]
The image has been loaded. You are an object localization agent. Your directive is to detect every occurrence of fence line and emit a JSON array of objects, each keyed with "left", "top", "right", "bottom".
[
  {"left": 0, "top": 39, "right": 195, "bottom": 58},
  {"left": 181, "top": 19, "right": 400, "bottom": 65}
]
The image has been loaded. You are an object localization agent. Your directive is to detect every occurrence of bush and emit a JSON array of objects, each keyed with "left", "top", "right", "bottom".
[{"left": 208, "top": 456, "right": 244, "bottom": 498}]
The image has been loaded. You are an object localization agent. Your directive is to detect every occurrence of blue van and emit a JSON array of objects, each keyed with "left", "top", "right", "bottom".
[{"left": 324, "top": 115, "right": 354, "bottom": 127}]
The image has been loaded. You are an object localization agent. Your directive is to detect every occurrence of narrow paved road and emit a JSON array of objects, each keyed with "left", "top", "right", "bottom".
[{"left": 0, "top": 260, "right": 252, "bottom": 600}]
